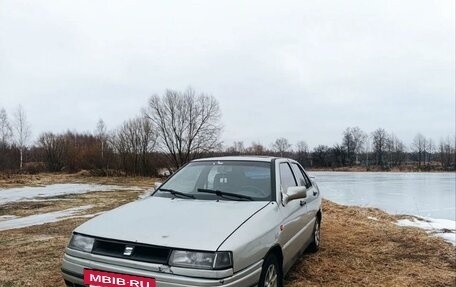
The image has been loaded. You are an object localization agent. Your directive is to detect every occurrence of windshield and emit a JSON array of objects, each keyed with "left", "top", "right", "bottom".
[{"left": 154, "top": 160, "right": 273, "bottom": 201}]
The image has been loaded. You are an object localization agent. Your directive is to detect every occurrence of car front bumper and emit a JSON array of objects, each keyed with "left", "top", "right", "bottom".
[{"left": 61, "top": 251, "right": 262, "bottom": 287}]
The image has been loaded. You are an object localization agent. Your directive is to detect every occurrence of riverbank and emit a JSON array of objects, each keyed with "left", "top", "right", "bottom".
[
  {"left": 0, "top": 175, "right": 454, "bottom": 286},
  {"left": 286, "top": 201, "right": 455, "bottom": 287}
]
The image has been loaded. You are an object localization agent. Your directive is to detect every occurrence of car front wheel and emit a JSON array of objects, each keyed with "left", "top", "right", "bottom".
[{"left": 258, "top": 253, "right": 282, "bottom": 287}]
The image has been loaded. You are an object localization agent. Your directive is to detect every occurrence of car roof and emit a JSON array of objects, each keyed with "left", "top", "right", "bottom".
[{"left": 192, "top": 155, "right": 280, "bottom": 163}]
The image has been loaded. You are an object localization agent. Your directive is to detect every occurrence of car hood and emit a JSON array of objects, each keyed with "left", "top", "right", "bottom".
[{"left": 75, "top": 196, "right": 269, "bottom": 251}]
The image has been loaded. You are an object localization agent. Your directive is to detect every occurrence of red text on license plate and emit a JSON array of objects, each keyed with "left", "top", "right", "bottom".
[{"left": 84, "top": 269, "right": 156, "bottom": 287}]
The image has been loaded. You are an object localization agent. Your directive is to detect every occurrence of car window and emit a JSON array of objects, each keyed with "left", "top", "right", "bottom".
[
  {"left": 163, "top": 164, "right": 205, "bottom": 193},
  {"left": 291, "top": 163, "right": 307, "bottom": 187},
  {"left": 157, "top": 161, "right": 273, "bottom": 201},
  {"left": 279, "top": 163, "right": 297, "bottom": 192},
  {"left": 207, "top": 167, "right": 216, "bottom": 189},
  {"left": 293, "top": 163, "right": 312, "bottom": 188},
  {"left": 300, "top": 165, "right": 312, "bottom": 187}
]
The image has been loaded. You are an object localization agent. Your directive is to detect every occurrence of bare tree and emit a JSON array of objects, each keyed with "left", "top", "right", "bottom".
[
  {"left": 385, "top": 133, "right": 394, "bottom": 167},
  {"left": 0, "top": 108, "right": 12, "bottom": 146},
  {"left": 296, "top": 141, "right": 308, "bottom": 153},
  {"left": 331, "top": 144, "right": 347, "bottom": 167},
  {"left": 38, "top": 132, "right": 67, "bottom": 171},
  {"left": 144, "top": 88, "right": 222, "bottom": 169},
  {"left": 272, "top": 137, "right": 291, "bottom": 157},
  {"left": 371, "top": 128, "right": 388, "bottom": 166},
  {"left": 389, "top": 133, "right": 406, "bottom": 166},
  {"left": 246, "top": 142, "right": 266, "bottom": 155},
  {"left": 296, "top": 141, "right": 309, "bottom": 166},
  {"left": 342, "top": 128, "right": 355, "bottom": 164},
  {"left": 95, "top": 119, "right": 108, "bottom": 159},
  {"left": 364, "top": 137, "right": 371, "bottom": 167},
  {"left": 111, "top": 117, "right": 158, "bottom": 175},
  {"left": 12, "top": 105, "right": 31, "bottom": 170},
  {"left": 233, "top": 141, "right": 245, "bottom": 154},
  {"left": 342, "top": 127, "right": 367, "bottom": 165},
  {"left": 0, "top": 108, "right": 13, "bottom": 170},
  {"left": 427, "top": 138, "right": 435, "bottom": 164},
  {"left": 352, "top": 127, "right": 367, "bottom": 163},
  {"left": 312, "top": 145, "right": 330, "bottom": 167},
  {"left": 226, "top": 141, "right": 245, "bottom": 154},
  {"left": 439, "top": 136, "right": 455, "bottom": 169},
  {"left": 412, "top": 133, "right": 426, "bottom": 166}
]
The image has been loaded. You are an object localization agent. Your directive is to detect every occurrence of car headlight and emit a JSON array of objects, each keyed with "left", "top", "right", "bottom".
[
  {"left": 68, "top": 233, "right": 95, "bottom": 253},
  {"left": 169, "top": 250, "right": 232, "bottom": 270}
]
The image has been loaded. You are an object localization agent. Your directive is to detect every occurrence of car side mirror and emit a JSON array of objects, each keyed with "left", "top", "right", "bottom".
[{"left": 282, "top": 186, "right": 307, "bottom": 205}]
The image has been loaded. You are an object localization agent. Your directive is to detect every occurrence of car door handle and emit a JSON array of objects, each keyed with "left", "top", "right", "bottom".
[{"left": 300, "top": 200, "right": 306, "bottom": 206}]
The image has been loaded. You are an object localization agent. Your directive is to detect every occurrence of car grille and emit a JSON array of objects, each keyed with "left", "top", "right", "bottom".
[{"left": 92, "top": 238, "right": 172, "bottom": 264}]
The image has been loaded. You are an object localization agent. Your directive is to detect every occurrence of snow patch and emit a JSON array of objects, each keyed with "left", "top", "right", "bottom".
[
  {"left": 396, "top": 217, "right": 456, "bottom": 245},
  {"left": 368, "top": 216, "right": 378, "bottom": 221},
  {"left": 0, "top": 205, "right": 95, "bottom": 231},
  {"left": 0, "top": 215, "right": 18, "bottom": 221},
  {"left": 0, "top": 183, "right": 143, "bottom": 205}
]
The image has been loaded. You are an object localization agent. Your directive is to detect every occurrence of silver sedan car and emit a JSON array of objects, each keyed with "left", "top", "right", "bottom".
[{"left": 61, "top": 156, "right": 322, "bottom": 287}]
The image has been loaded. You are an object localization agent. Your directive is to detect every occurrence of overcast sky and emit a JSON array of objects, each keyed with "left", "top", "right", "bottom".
[{"left": 0, "top": 0, "right": 454, "bottom": 149}]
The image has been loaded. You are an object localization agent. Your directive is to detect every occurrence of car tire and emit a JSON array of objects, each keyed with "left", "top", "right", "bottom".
[
  {"left": 307, "top": 217, "right": 321, "bottom": 253},
  {"left": 258, "top": 253, "right": 283, "bottom": 287}
]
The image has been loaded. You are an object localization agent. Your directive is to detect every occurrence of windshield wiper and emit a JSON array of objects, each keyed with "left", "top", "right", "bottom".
[
  {"left": 197, "top": 188, "right": 253, "bottom": 201},
  {"left": 158, "top": 188, "right": 195, "bottom": 199}
]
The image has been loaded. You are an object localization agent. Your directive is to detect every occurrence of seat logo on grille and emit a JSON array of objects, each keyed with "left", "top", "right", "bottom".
[{"left": 123, "top": 246, "right": 134, "bottom": 256}]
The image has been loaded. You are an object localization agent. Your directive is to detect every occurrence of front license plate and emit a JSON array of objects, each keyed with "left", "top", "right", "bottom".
[{"left": 84, "top": 269, "right": 156, "bottom": 287}]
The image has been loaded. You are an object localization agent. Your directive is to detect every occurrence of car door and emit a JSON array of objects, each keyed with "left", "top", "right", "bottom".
[
  {"left": 294, "top": 163, "right": 320, "bottom": 219},
  {"left": 277, "top": 161, "right": 308, "bottom": 272},
  {"left": 290, "top": 162, "right": 317, "bottom": 243}
]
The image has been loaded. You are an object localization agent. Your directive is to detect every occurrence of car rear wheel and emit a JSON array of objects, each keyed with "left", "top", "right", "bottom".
[
  {"left": 258, "top": 253, "right": 282, "bottom": 287},
  {"left": 307, "top": 217, "right": 321, "bottom": 252}
]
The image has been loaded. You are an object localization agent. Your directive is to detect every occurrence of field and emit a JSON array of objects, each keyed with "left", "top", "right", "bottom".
[{"left": 0, "top": 174, "right": 454, "bottom": 287}]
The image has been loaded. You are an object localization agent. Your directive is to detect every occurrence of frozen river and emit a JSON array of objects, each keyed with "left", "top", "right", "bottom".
[{"left": 310, "top": 172, "right": 456, "bottom": 221}]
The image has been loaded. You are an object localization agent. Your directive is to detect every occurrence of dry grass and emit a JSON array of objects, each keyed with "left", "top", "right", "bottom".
[
  {"left": 0, "top": 190, "right": 143, "bottom": 217},
  {"left": 0, "top": 188, "right": 146, "bottom": 286},
  {"left": 0, "top": 172, "right": 158, "bottom": 189},
  {"left": 285, "top": 201, "right": 456, "bottom": 287},
  {"left": 0, "top": 175, "right": 454, "bottom": 287}
]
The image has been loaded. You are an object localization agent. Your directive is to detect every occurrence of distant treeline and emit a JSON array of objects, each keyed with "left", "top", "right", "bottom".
[{"left": 1, "top": 89, "right": 455, "bottom": 175}]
